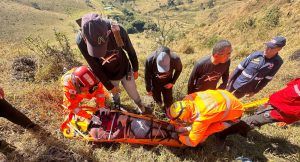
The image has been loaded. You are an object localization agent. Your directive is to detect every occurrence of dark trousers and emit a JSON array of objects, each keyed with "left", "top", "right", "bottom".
[
  {"left": 152, "top": 84, "right": 173, "bottom": 109},
  {"left": 216, "top": 105, "right": 278, "bottom": 139},
  {"left": 0, "top": 99, "right": 35, "bottom": 129},
  {"left": 227, "top": 86, "right": 247, "bottom": 99}
]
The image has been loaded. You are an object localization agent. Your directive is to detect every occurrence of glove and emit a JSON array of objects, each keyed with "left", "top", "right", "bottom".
[
  {"left": 91, "top": 115, "right": 102, "bottom": 125},
  {"left": 164, "top": 83, "right": 173, "bottom": 89},
  {"left": 0, "top": 87, "right": 4, "bottom": 99},
  {"left": 133, "top": 71, "right": 138, "bottom": 80},
  {"left": 110, "top": 87, "right": 120, "bottom": 95}
]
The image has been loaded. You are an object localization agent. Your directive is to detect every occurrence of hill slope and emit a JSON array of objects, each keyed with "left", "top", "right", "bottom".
[{"left": 0, "top": 0, "right": 299, "bottom": 161}]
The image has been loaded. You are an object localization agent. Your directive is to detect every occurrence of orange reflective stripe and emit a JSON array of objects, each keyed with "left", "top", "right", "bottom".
[{"left": 219, "top": 91, "right": 231, "bottom": 120}]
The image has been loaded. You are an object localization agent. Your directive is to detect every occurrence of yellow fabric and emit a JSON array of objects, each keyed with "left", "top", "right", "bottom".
[{"left": 174, "top": 90, "right": 244, "bottom": 147}]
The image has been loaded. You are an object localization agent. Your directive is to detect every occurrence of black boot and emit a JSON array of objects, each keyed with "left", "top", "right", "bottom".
[{"left": 215, "top": 121, "right": 251, "bottom": 140}]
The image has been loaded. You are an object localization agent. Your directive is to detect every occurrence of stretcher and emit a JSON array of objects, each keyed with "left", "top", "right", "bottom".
[
  {"left": 62, "top": 106, "right": 185, "bottom": 147},
  {"left": 62, "top": 98, "right": 269, "bottom": 147}
]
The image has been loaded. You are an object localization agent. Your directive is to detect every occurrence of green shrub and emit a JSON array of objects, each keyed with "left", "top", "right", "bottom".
[
  {"left": 144, "top": 22, "right": 159, "bottom": 31},
  {"left": 125, "top": 24, "right": 138, "bottom": 34},
  {"left": 167, "top": 0, "right": 176, "bottom": 8},
  {"left": 122, "top": 8, "right": 134, "bottom": 17},
  {"left": 236, "top": 17, "right": 256, "bottom": 32},
  {"left": 31, "top": 2, "right": 41, "bottom": 10},
  {"left": 264, "top": 7, "right": 281, "bottom": 27},
  {"left": 25, "top": 30, "right": 81, "bottom": 82},
  {"left": 207, "top": 0, "right": 215, "bottom": 9},
  {"left": 182, "top": 45, "right": 195, "bottom": 54},
  {"left": 131, "top": 20, "right": 146, "bottom": 32}
]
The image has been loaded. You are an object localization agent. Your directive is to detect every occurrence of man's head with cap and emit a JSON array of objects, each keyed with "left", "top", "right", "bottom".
[
  {"left": 156, "top": 46, "right": 171, "bottom": 73},
  {"left": 81, "top": 13, "right": 110, "bottom": 58},
  {"left": 264, "top": 36, "right": 286, "bottom": 58},
  {"left": 265, "top": 36, "right": 286, "bottom": 49}
]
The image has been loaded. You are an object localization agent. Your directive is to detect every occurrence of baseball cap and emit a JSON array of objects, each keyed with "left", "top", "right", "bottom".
[
  {"left": 156, "top": 47, "right": 171, "bottom": 73},
  {"left": 265, "top": 36, "right": 286, "bottom": 49},
  {"left": 81, "top": 13, "right": 109, "bottom": 58}
]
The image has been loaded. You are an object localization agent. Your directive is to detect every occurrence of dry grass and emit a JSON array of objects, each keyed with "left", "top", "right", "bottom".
[{"left": 0, "top": 0, "right": 299, "bottom": 161}]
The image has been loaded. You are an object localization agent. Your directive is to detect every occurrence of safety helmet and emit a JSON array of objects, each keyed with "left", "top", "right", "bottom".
[
  {"left": 71, "top": 66, "right": 99, "bottom": 93},
  {"left": 167, "top": 101, "right": 190, "bottom": 121}
]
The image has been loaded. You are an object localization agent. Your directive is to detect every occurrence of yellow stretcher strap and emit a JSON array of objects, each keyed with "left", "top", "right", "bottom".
[{"left": 243, "top": 98, "right": 269, "bottom": 111}]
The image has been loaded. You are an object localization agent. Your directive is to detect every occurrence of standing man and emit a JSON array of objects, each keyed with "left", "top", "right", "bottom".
[
  {"left": 145, "top": 46, "right": 182, "bottom": 109},
  {"left": 188, "top": 40, "right": 231, "bottom": 94},
  {"left": 227, "top": 36, "right": 286, "bottom": 98},
  {"left": 75, "top": 13, "right": 148, "bottom": 114}
]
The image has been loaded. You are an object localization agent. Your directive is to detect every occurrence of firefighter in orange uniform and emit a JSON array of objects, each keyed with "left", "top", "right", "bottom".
[
  {"left": 166, "top": 90, "right": 244, "bottom": 147},
  {"left": 61, "top": 66, "right": 109, "bottom": 130}
]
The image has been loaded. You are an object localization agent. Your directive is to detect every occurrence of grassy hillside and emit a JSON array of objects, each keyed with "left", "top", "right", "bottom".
[{"left": 0, "top": 0, "right": 299, "bottom": 161}]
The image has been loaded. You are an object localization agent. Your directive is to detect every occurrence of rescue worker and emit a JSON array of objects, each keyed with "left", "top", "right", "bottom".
[
  {"left": 76, "top": 13, "right": 148, "bottom": 114},
  {"left": 188, "top": 40, "right": 231, "bottom": 94},
  {"left": 0, "top": 86, "right": 38, "bottom": 130},
  {"left": 145, "top": 46, "right": 182, "bottom": 109},
  {"left": 60, "top": 65, "right": 109, "bottom": 131},
  {"left": 227, "top": 36, "right": 286, "bottom": 98},
  {"left": 166, "top": 90, "right": 244, "bottom": 147},
  {"left": 216, "top": 78, "right": 300, "bottom": 141}
]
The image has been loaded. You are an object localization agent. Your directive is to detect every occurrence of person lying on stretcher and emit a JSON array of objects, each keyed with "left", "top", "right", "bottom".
[{"left": 89, "top": 109, "right": 178, "bottom": 140}]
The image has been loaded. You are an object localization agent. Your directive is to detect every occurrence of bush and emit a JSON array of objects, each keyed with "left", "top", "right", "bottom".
[
  {"left": 175, "top": 0, "right": 184, "bottom": 5},
  {"left": 207, "top": 0, "right": 215, "bottom": 9},
  {"left": 31, "top": 2, "right": 41, "bottom": 10},
  {"left": 144, "top": 22, "right": 159, "bottom": 31},
  {"left": 167, "top": 0, "right": 176, "bottom": 8},
  {"left": 187, "top": 0, "right": 193, "bottom": 4},
  {"left": 131, "top": 20, "right": 146, "bottom": 32},
  {"left": 25, "top": 30, "right": 81, "bottom": 82},
  {"left": 289, "top": 49, "right": 300, "bottom": 61},
  {"left": 264, "top": 7, "right": 281, "bottom": 27},
  {"left": 122, "top": 8, "right": 134, "bottom": 17},
  {"left": 236, "top": 17, "right": 256, "bottom": 32},
  {"left": 125, "top": 24, "right": 138, "bottom": 34}
]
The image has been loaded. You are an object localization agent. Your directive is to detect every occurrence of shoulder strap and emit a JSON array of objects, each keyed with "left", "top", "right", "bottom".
[{"left": 111, "top": 23, "right": 124, "bottom": 48}]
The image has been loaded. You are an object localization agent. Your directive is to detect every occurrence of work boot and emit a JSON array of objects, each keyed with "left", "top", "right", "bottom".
[{"left": 216, "top": 121, "right": 251, "bottom": 140}]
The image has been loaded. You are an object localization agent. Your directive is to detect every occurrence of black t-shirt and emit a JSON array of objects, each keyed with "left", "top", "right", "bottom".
[{"left": 188, "top": 56, "right": 230, "bottom": 94}]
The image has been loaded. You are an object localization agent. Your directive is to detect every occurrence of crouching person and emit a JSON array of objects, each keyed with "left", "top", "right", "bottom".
[
  {"left": 166, "top": 90, "right": 244, "bottom": 147},
  {"left": 216, "top": 78, "right": 300, "bottom": 141},
  {"left": 60, "top": 66, "right": 109, "bottom": 131}
]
